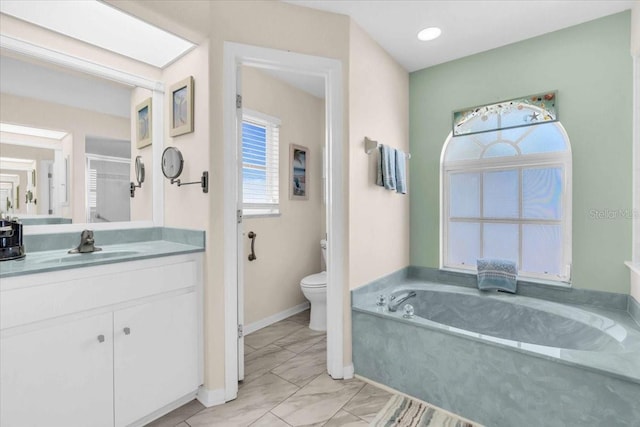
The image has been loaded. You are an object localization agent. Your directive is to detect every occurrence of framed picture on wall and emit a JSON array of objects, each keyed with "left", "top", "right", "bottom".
[
  {"left": 170, "top": 76, "right": 194, "bottom": 137},
  {"left": 290, "top": 144, "right": 309, "bottom": 200},
  {"left": 135, "top": 97, "right": 152, "bottom": 149}
]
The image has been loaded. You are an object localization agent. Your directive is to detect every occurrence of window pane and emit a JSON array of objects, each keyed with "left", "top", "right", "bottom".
[
  {"left": 483, "top": 142, "right": 518, "bottom": 158},
  {"left": 448, "top": 222, "right": 481, "bottom": 266},
  {"left": 483, "top": 170, "right": 519, "bottom": 218},
  {"left": 500, "top": 127, "right": 529, "bottom": 142},
  {"left": 242, "top": 122, "right": 266, "bottom": 167},
  {"left": 445, "top": 136, "right": 483, "bottom": 161},
  {"left": 522, "top": 224, "right": 562, "bottom": 275},
  {"left": 523, "top": 167, "right": 562, "bottom": 219},
  {"left": 243, "top": 168, "right": 267, "bottom": 203},
  {"left": 483, "top": 223, "right": 519, "bottom": 265},
  {"left": 518, "top": 123, "right": 567, "bottom": 154},
  {"left": 242, "top": 116, "right": 279, "bottom": 212},
  {"left": 449, "top": 172, "right": 480, "bottom": 218},
  {"left": 472, "top": 131, "right": 497, "bottom": 146}
]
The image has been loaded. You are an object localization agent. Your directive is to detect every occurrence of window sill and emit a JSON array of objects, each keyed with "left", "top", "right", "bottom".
[
  {"left": 439, "top": 266, "right": 572, "bottom": 288},
  {"left": 243, "top": 212, "right": 281, "bottom": 219}
]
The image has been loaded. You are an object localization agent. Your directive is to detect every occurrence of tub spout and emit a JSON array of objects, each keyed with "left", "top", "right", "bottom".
[{"left": 388, "top": 291, "right": 416, "bottom": 312}]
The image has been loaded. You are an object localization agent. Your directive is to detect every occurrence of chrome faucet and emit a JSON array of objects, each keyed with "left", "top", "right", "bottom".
[
  {"left": 388, "top": 291, "right": 416, "bottom": 312},
  {"left": 68, "top": 230, "right": 102, "bottom": 254}
]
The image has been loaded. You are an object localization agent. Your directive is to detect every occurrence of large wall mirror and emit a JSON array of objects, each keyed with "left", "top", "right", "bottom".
[{"left": 0, "top": 38, "right": 163, "bottom": 232}]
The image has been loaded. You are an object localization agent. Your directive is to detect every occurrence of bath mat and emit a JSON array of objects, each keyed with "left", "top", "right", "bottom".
[{"left": 370, "top": 394, "right": 481, "bottom": 427}]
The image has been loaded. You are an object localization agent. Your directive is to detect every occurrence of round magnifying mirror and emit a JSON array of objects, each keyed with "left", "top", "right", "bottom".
[
  {"left": 162, "top": 146, "right": 184, "bottom": 180},
  {"left": 135, "top": 156, "right": 145, "bottom": 185}
]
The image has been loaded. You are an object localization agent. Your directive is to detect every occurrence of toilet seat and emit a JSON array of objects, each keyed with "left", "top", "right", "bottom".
[{"left": 300, "top": 271, "right": 326, "bottom": 288}]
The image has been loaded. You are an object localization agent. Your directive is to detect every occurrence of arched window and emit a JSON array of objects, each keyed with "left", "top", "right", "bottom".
[{"left": 441, "top": 106, "right": 572, "bottom": 283}]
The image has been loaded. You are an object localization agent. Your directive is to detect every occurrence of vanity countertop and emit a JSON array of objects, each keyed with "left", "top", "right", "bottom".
[{"left": 0, "top": 240, "right": 204, "bottom": 278}]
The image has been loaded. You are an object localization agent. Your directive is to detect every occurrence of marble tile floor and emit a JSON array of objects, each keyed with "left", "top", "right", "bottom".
[{"left": 147, "top": 310, "right": 393, "bottom": 427}]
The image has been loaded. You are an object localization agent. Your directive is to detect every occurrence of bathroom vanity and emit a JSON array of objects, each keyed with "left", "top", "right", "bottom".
[{"left": 0, "top": 231, "right": 204, "bottom": 427}]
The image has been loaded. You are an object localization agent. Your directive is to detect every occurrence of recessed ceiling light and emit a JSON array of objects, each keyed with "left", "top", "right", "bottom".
[
  {"left": 0, "top": 123, "right": 68, "bottom": 140},
  {"left": 0, "top": 0, "right": 195, "bottom": 68},
  {"left": 417, "top": 27, "right": 442, "bottom": 41}
]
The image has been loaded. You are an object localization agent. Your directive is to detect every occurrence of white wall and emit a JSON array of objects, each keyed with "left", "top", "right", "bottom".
[
  {"left": 1, "top": 0, "right": 412, "bottom": 396},
  {"left": 0, "top": 144, "right": 54, "bottom": 214},
  {"left": 110, "top": 0, "right": 411, "bottom": 392},
  {"left": 0, "top": 94, "right": 130, "bottom": 223},
  {"left": 203, "top": 0, "right": 351, "bottom": 390},
  {"left": 161, "top": 41, "right": 209, "bottom": 230},
  {"left": 348, "top": 21, "right": 410, "bottom": 289},
  {"left": 242, "top": 66, "right": 325, "bottom": 325},
  {"left": 130, "top": 87, "right": 154, "bottom": 222},
  {"left": 346, "top": 21, "right": 410, "bottom": 364}
]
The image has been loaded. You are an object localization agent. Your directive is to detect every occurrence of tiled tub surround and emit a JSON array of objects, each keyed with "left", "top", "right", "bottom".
[
  {"left": 352, "top": 275, "right": 640, "bottom": 427},
  {"left": 0, "top": 227, "right": 205, "bottom": 278}
]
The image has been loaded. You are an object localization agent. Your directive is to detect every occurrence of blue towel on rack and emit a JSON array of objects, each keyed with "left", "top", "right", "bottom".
[
  {"left": 376, "top": 145, "right": 384, "bottom": 187},
  {"left": 395, "top": 149, "right": 407, "bottom": 194},
  {"left": 477, "top": 258, "right": 518, "bottom": 293},
  {"left": 377, "top": 144, "right": 396, "bottom": 190}
]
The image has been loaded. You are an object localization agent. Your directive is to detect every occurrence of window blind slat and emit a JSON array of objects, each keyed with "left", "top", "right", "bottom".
[{"left": 242, "top": 114, "right": 279, "bottom": 215}]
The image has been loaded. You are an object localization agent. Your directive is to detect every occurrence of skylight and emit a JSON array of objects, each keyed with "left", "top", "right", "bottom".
[
  {"left": 0, "top": 123, "right": 68, "bottom": 140},
  {"left": 0, "top": 0, "right": 195, "bottom": 68}
]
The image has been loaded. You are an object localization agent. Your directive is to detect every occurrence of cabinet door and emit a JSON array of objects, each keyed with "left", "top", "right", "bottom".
[
  {"left": 1, "top": 313, "right": 114, "bottom": 427},
  {"left": 114, "top": 291, "right": 198, "bottom": 427}
]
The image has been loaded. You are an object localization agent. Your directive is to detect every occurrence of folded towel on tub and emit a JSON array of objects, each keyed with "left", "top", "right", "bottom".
[{"left": 477, "top": 258, "right": 518, "bottom": 293}]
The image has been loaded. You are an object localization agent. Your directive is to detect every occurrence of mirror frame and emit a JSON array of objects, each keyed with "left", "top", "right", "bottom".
[{"left": 0, "top": 34, "right": 165, "bottom": 234}]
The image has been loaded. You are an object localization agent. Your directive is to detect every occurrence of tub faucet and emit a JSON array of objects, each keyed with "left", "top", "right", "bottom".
[
  {"left": 388, "top": 291, "right": 416, "bottom": 312},
  {"left": 68, "top": 230, "right": 102, "bottom": 254}
]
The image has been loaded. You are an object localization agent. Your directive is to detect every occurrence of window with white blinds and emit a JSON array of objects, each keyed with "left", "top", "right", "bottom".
[{"left": 242, "top": 110, "right": 280, "bottom": 216}]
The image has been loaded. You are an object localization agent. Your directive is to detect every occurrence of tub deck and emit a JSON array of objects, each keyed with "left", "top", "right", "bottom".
[{"left": 352, "top": 279, "right": 640, "bottom": 427}]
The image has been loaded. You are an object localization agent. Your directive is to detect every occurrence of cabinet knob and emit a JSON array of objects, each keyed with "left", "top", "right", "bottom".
[
  {"left": 123, "top": 327, "right": 131, "bottom": 335},
  {"left": 97, "top": 334, "right": 105, "bottom": 343}
]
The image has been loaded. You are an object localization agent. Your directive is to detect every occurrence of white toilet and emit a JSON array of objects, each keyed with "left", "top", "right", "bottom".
[{"left": 300, "top": 239, "right": 327, "bottom": 331}]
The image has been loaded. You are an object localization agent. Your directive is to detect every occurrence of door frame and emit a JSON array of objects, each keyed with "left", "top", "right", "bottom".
[{"left": 223, "top": 42, "right": 345, "bottom": 401}]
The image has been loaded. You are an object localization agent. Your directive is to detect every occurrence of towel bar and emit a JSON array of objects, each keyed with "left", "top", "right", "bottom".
[{"left": 364, "top": 137, "right": 411, "bottom": 159}]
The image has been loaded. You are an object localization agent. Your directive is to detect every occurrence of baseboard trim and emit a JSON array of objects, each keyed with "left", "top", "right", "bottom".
[
  {"left": 197, "top": 386, "right": 226, "bottom": 408},
  {"left": 343, "top": 363, "right": 354, "bottom": 379},
  {"left": 245, "top": 302, "right": 310, "bottom": 335},
  {"left": 130, "top": 390, "right": 197, "bottom": 426}
]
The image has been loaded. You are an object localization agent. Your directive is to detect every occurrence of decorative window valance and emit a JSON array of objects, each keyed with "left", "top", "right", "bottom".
[{"left": 452, "top": 91, "right": 558, "bottom": 137}]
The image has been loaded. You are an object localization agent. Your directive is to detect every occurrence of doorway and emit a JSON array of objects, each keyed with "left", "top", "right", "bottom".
[{"left": 222, "top": 42, "right": 346, "bottom": 402}]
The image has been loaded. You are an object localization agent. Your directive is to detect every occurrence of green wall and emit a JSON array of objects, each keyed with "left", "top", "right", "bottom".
[{"left": 409, "top": 12, "right": 633, "bottom": 294}]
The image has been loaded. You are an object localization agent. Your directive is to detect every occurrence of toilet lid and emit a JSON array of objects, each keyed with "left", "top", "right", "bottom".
[{"left": 301, "top": 271, "right": 327, "bottom": 287}]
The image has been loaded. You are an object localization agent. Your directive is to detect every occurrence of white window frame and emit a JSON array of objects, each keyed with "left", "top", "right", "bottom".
[
  {"left": 440, "top": 123, "right": 573, "bottom": 285},
  {"left": 241, "top": 109, "right": 281, "bottom": 217}
]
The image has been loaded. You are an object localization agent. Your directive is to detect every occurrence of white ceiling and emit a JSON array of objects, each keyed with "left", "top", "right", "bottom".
[{"left": 285, "top": 0, "right": 636, "bottom": 72}]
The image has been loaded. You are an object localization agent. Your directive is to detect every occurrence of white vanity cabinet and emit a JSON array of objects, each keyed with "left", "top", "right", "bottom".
[
  {"left": 1, "top": 312, "right": 115, "bottom": 427},
  {"left": 0, "top": 253, "right": 203, "bottom": 427},
  {"left": 114, "top": 291, "right": 198, "bottom": 426}
]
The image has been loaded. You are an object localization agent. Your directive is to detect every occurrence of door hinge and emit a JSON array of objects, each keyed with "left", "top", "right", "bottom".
[
  {"left": 237, "top": 209, "right": 243, "bottom": 224},
  {"left": 236, "top": 94, "right": 242, "bottom": 109},
  {"left": 237, "top": 324, "right": 243, "bottom": 338}
]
